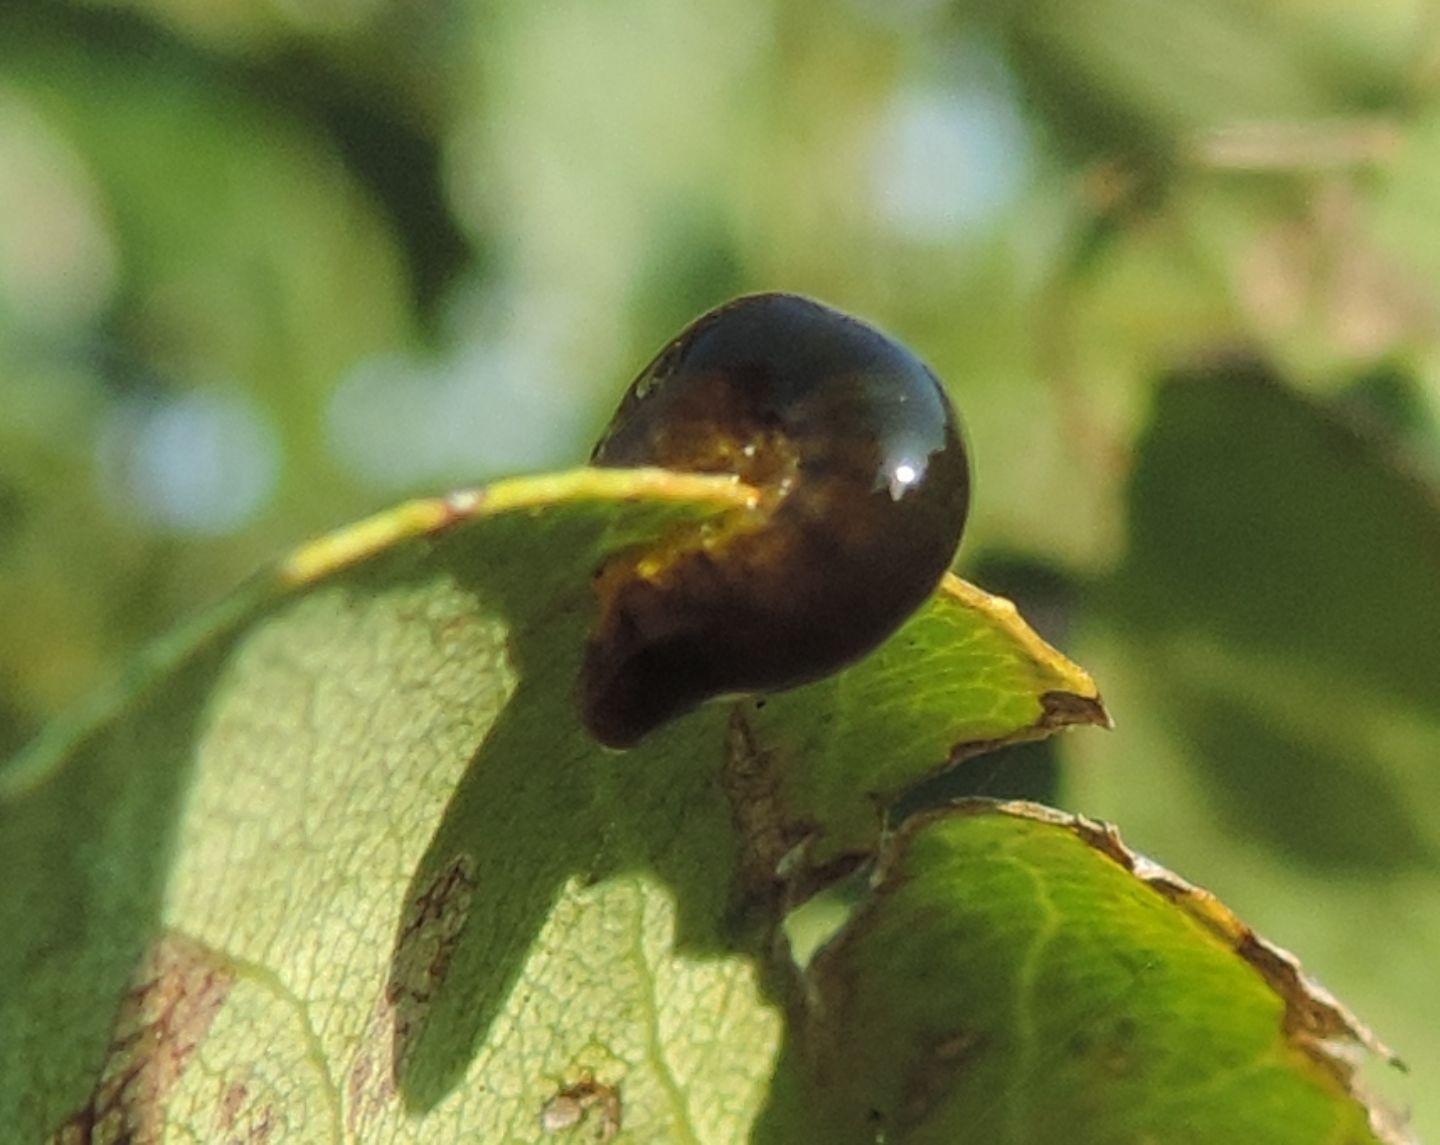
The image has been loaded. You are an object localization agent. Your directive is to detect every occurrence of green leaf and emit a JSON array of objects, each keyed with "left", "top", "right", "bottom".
[
  {"left": 760, "top": 801, "right": 1398, "bottom": 1145},
  {"left": 741, "top": 576, "right": 1106, "bottom": 870},
  {"left": 0, "top": 467, "right": 1103, "bottom": 1141}
]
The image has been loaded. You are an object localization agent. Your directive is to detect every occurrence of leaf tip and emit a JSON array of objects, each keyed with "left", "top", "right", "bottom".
[{"left": 1040, "top": 689, "right": 1114, "bottom": 731}]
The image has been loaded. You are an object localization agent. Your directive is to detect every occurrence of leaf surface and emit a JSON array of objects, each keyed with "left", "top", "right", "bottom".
[
  {"left": 760, "top": 801, "right": 1400, "bottom": 1145},
  {"left": 0, "top": 467, "right": 1101, "bottom": 1141}
]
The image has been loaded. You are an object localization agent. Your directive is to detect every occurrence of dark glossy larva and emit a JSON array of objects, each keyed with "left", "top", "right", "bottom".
[{"left": 580, "top": 292, "right": 970, "bottom": 748}]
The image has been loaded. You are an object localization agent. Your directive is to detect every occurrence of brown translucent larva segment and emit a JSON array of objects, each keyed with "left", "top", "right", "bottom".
[{"left": 580, "top": 293, "right": 971, "bottom": 749}]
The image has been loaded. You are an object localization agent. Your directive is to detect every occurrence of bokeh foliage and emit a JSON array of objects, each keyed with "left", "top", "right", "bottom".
[{"left": 1, "top": 0, "right": 1436, "bottom": 1136}]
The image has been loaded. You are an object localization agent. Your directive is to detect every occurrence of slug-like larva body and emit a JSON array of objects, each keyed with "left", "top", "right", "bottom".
[{"left": 581, "top": 292, "right": 970, "bottom": 748}]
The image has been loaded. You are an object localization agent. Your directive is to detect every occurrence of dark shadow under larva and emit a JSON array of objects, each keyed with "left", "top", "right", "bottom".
[{"left": 579, "top": 292, "right": 971, "bottom": 749}]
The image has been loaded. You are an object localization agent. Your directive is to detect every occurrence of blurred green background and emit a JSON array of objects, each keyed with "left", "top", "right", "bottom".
[{"left": 2, "top": 0, "right": 1435, "bottom": 1134}]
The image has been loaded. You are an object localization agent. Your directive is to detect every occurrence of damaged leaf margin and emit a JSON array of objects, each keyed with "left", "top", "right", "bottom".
[
  {"left": 963, "top": 800, "right": 1404, "bottom": 1076},
  {"left": 794, "top": 798, "right": 1411, "bottom": 1145}
]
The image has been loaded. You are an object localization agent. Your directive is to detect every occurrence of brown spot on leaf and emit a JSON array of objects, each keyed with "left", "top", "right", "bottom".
[
  {"left": 216, "top": 1080, "right": 247, "bottom": 1132},
  {"left": 380, "top": 852, "right": 476, "bottom": 1086},
  {"left": 52, "top": 932, "right": 233, "bottom": 1144},
  {"left": 346, "top": 994, "right": 399, "bottom": 1136},
  {"left": 539, "top": 1071, "right": 623, "bottom": 1142},
  {"left": 895, "top": 1029, "right": 983, "bottom": 1134},
  {"left": 1068, "top": 1016, "right": 1142, "bottom": 1078},
  {"left": 207, "top": 1074, "right": 278, "bottom": 1144},
  {"left": 723, "top": 707, "right": 813, "bottom": 895}
]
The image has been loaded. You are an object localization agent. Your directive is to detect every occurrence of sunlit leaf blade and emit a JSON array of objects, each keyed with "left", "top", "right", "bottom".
[
  {"left": 0, "top": 467, "right": 1102, "bottom": 1141},
  {"left": 762, "top": 801, "right": 1403, "bottom": 1145},
  {"left": 738, "top": 576, "right": 1109, "bottom": 871}
]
